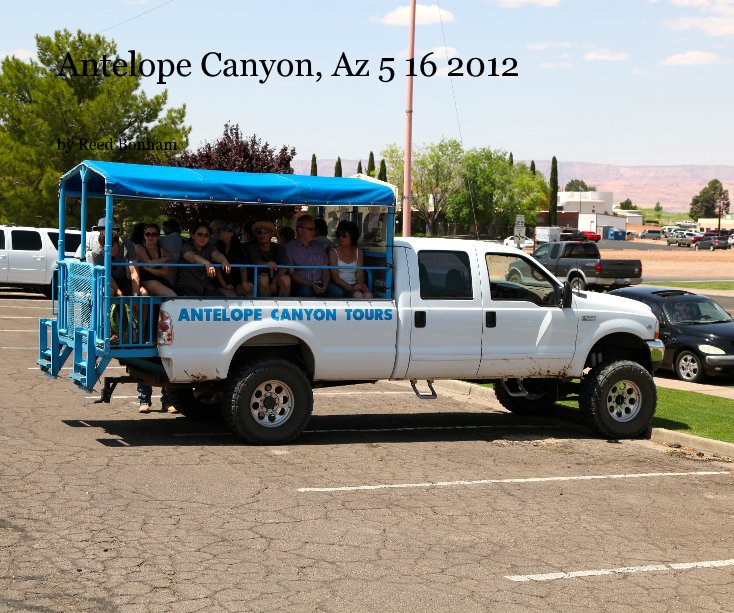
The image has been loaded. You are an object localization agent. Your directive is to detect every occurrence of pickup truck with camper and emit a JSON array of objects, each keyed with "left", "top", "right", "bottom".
[
  {"left": 0, "top": 225, "right": 81, "bottom": 297},
  {"left": 511, "top": 240, "right": 643, "bottom": 292},
  {"left": 38, "top": 161, "right": 664, "bottom": 444}
]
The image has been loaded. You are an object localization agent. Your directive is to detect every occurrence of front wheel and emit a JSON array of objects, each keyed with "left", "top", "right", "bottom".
[
  {"left": 694, "top": 243, "right": 700, "bottom": 251},
  {"left": 710, "top": 244, "right": 715, "bottom": 251},
  {"left": 223, "top": 358, "right": 313, "bottom": 444},
  {"left": 675, "top": 349, "right": 705, "bottom": 383},
  {"left": 580, "top": 360, "right": 656, "bottom": 438},
  {"left": 494, "top": 380, "right": 557, "bottom": 414},
  {"left": 569, "top": 276, "right": 586, "bottom": 291}
]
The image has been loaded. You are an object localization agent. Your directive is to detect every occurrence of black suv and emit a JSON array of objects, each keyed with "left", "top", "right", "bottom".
[{"left": 609, "top": 286, "right": 734, "bottom": 383}]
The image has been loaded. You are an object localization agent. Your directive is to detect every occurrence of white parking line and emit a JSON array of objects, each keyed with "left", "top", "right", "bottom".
[
  {"left": 0, "top": 330, "right": 35, "bottom": 332},
  {"left": 0, "top": 306, "right": 50, "bottom": 310},
  {"left": 0, "top": 316, "right": 41, "bottom": 319},
  {"left": 314, "top": 391, "right": 414, "bottom": 395},
  {"left": 506, "top": 558, "right": 734, "bottom": 582},
  {"left": 298, "top": 470, "right": 730, "bottom": 493}
]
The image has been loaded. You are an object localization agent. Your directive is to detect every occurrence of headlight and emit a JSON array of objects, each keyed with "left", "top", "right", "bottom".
[{"left": 698, "top": 344, "right": 725, "bottom": 355}]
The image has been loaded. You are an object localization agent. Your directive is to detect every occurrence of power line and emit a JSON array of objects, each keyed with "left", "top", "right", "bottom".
[{"left": 101, "top": 0, "right": 176, "bottom": 33}]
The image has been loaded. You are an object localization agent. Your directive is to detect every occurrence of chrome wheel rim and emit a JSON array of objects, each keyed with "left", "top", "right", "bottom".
[
  {"left": 250, "top": 379, "right": 294, "bottom": 427},
  {"left": 677, "top": 353, "right": 700, "bottom": 381},
  {"left": 605, "top": 379, "right": 642, "bottom": 423}
]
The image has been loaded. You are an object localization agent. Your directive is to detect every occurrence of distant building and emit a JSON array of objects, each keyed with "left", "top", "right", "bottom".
[
  {"left": 697, "top": 214, "right": 734, "bottom": 233},
  {"left": 558, "top": 191, "right": 614, "bottom": 215}
]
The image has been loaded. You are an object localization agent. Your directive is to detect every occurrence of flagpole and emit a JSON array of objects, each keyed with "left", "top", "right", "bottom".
[{"left": 402, "top": 0, "right": 417, "bottom": 237}]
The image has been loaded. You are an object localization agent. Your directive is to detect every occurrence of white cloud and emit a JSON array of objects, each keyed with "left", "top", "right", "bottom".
[
  {"left": 0, "top": 49, "right": 35, "bottom": 60},
  {"left": 379, "top": 4, "right": 456, "bottom": 26},
  {"left": 660, "top": 49, "right": 721, "bottom": 64},
  {"left": 671, "top": 0, "right": 711, "bottom": 7},
  {"left": 584, "top": 49, "right": 630, "bottom": 61},
  {"left": 540, "top": 61, "right": 572, "bottom": 69},
  {"left": 527, "top": 41, "right": 573, "bottom": 51},
  {"left": 667, "top": 15, "right": 734, "bottom": 35},
  {"left": 493, "top": 0, "right": 561, "bottom": 6}
]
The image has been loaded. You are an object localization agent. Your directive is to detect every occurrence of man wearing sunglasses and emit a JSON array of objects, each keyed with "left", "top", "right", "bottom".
[
  {"left": 86, "top": 217, "right": 142, "bottom": 299},
  {"left": 246, "top": 220, "right": 291, "bottom": 297},
  {"left": 284, "top": 215, "right": 340, "bottom": 298}
]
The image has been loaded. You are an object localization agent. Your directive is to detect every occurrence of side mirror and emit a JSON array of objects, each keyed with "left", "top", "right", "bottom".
[{"left": 560, "top": 282, "right": 572, "bottom": 308}]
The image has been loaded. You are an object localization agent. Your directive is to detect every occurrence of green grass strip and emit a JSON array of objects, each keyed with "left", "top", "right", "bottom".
[
  {"left": 642, "top": 280, "right": 734, "bottom": 291},
  {"left": 653, "top": 387, "right": 734, "bottom": 444}
]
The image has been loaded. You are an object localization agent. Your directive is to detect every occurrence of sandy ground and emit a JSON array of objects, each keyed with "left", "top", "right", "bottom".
[{"left": 598, "top": 244, "right": 734, "bottom": 280}]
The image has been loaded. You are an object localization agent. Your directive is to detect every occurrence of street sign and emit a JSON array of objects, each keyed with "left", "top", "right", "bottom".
[{"left": 514, "top": 215, "right": 526, "bottom": 241}]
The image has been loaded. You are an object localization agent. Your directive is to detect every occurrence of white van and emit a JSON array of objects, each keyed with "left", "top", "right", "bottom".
[{"left": 0, "top": 225, "right": 81, "bottom": 296}]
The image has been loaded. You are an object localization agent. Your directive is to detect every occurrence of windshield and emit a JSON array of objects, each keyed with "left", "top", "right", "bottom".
[{"left": 663, "top": 298, "right": 733, "bottom": 325}]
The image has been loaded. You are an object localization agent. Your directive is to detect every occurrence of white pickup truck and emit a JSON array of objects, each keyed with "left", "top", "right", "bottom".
[{"left": 39, "top": 161, "right": 664, "bottom": 445}]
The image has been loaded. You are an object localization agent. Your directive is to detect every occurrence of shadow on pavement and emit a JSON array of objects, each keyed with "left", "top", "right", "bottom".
[{"left": 62, "top": 409, "right": 593, "bottom": 447}]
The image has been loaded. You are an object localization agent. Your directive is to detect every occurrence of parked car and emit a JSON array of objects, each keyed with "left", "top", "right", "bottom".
[
  {"left": 609, "top": 286, "right": 734, "bottom": 382},
  {"left": 0, "top": 225, "right": 81, "bottom": 297},
  {"left": 729, "top": 235, "right": 734, "bottom": 247},
  {"left": 502, "top": 236, "right": 534, "bottom": 248},
  {"left": 694, "top": 235, "right": 731, "bottom": 251},
  {"left": 582, "top": 230, "right": 601, "bottom": 242},
  {"left": 666, "top": 231, "right": 698, "bottom": 247},
  {"left": 639, "top": 229, "right": 662, "bottom": 240}
]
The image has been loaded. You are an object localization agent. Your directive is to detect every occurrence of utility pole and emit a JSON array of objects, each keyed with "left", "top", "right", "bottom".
[{"left": 402, "top": 0, "right": 417, "bottom": 237}]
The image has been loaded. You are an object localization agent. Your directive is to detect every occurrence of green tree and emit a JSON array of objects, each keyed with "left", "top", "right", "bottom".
[
  {"left": 654, "top": 201, "right": 663, "bottom": 213},
  {"left": 549, "top": 156, "right": 558, "bottom": 226},
  {"left": 357, "top": 160, "right": 363, "bottom": 174},
  {"left": 380, "top": 144, "right": 405, "bottom": 201},
  {"left": 508, "top": 152, "right": 514, "bottom": 166},
  {"left": 334, "top": 157, "right": 342, "bottom": 177},
  {"left": 530, "top": 160, "right": 536, "bottom": 175},
  {"left": 378, "top": 159, "right": 387, "bottom": 182},
  {"left": 447, "top": 149, "right": 547, "bottom": 232},
  {"left": 0, "top": 29, "right": 189, "bottom": 225},
  {"left": 619, "top": 198, "right": 636, "bottom": 210},
  {"left": 367, "top": 151, "right": 376, "bottom": 177},
  {"left": 689, "top": 179, "right": 730, "bottom": 221},
  {"left": 564, "top": 178, "right": 596, "bottom": 191},
  {"left": 411, "top": 138, "right": 464, "bottom": 235},
  {"left": 310, "top": 153, "right": 317, "bottom": 176}
]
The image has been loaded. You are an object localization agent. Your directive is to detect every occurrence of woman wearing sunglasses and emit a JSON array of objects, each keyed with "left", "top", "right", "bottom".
[
  {"left": 135, "top": 223, "right": 177, "bottom": 297},
  {"left": 328, "top": 220, "right": 373, "bottom": 299},
  {"left": 175, "top": 222, "right": 236, "bottom": 297}
]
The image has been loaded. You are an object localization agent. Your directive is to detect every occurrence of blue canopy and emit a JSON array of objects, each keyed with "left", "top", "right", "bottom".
[{"left": 61, "top": 160, "right": 395, "bottom": 206}]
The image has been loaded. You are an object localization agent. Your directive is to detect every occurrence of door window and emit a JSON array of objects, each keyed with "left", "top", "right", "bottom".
[
  {"left": 488, "top": 253, "right": 558, "bottom": 306},
  {"left": 532, "top": 243, "right": 551, "bottom": 259},
  {"left": 11, "top": 230, "right": 42, "bottom": 251},
  {"left": 0, "top": 230, "right": 5, "bottom": 249},
  {"left": 47, "top": 232, "right": 82, "bottom": 254},
  {"left": 417, "top": 251, "right": 473, "bottom": 299}
]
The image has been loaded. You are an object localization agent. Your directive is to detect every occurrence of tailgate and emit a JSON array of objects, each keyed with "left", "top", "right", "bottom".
[{"left": 598, "top": 259, "right": 642, "bottom": 278}]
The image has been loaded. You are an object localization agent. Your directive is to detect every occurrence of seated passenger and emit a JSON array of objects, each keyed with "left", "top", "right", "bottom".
[
  {"left": 159, "top": 218, "right": 184, "bottom": 286},
  {"left": 175, "top": 223, "right": 237, "bottom": 297},
  {"left": 87, "top": 218, "right": 142, "bottom": 298},
  {"left": 135, "top": 223, "right": 176, "bottom": 297},
  {"left": 328, "top": 220, "right": 373, "bottom": 298},
  {"left": 246, "top": 221, "right": 291, "bottom": 297},
  {"left": 217, "top": 222, "right": 254, "bottom": 296},
  {"left": 284, "top": 215, "right": 341, "bottom": 298}
]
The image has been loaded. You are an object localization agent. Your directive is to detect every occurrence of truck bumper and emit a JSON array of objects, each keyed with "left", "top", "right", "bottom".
[
  {"left": 646, "top": 339, "right": 665, "bottom": 371},
  {"left": 596, "top": 277, "right": 642, "bottom": 287}
]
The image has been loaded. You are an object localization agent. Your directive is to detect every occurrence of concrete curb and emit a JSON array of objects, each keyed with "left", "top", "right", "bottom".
[
  {"left": 430, "top": 380, "right": 734, "bottom": 459},
  {"left": 650, "top": 428, "right": 734, "bottom": 459}
]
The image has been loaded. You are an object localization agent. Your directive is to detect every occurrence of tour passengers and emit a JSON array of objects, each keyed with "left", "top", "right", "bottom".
[
  {"left": 246, "top": 220, "right": 290, "bottom": 297},
  {"left": 175, "top": 222, "right": 237, "bottom": 297}
]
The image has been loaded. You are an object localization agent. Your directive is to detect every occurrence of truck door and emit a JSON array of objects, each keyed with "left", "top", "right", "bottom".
[
  {"left": 0, "top": 229, "right": 8, "bottom": 282},
  {"left": 404, "top": 247, "right": 483, "bottom": 379},
  {"left": 478, "top": 251, "right": 578, "bottom": 378},
  {"left": 8, "top": 229, "right": 46, "bottom": 285}
]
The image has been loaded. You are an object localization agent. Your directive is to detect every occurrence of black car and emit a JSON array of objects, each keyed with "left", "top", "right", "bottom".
[{"left": 608, "top": 286, "right": 734, "bottom": 383}]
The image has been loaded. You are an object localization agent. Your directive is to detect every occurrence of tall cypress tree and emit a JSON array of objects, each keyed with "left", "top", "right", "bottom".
[
  {"left": 310, "top": 153, "right": 317, "bottom": 176},
  {"left": 357, "top": 160, "right": 363, "bottom": 174},
  {"left": 367, "top": 151, "right": 376, "bottom": 177},
  {"left": 508, "top": 152, "right": 514, "bottom": 166},
  {"left": 334, "top": 157, "right": 342, "bottom": 177},
  {"left": 549, "top": 156, "right": 559, "bottom": 226},
  {"left": 378, "top": 159, "right": 387, "bottom": 182},
  {"left": 530, "top": 160, "right": 536, "bottom": 175}
]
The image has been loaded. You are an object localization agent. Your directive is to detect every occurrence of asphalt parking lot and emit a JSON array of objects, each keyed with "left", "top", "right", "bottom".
[{"left": 2, "top": 291, "right": 734, "bottom": 611}]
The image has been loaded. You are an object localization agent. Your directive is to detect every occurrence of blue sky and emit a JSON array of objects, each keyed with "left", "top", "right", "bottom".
[{"left": 2, "top": 0, "right": 733, "bottom": 166}]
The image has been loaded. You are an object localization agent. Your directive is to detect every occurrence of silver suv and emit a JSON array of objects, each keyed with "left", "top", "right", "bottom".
[{"left": 0, "top": 225, "right": 81, "bottom": 297}]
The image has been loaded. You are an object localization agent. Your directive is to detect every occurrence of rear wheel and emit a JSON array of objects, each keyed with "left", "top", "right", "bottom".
[
  {"left": 223, "top": 358, "right": 312, "bottom": 444},
  {"left": 710, "top": 244, "right": 715, "bottom": 251},
  {"left": 166, "top": 387, "right": 222, "bottom": 420},
  {"left": 694, "top": 243, "right": 700, "bottom": 251},
  {"left": 580, "top": 360, "right": 656, "bottom": 438},
  {"left": 675, "top": 349, "right": 705, "bottom": 383}
]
